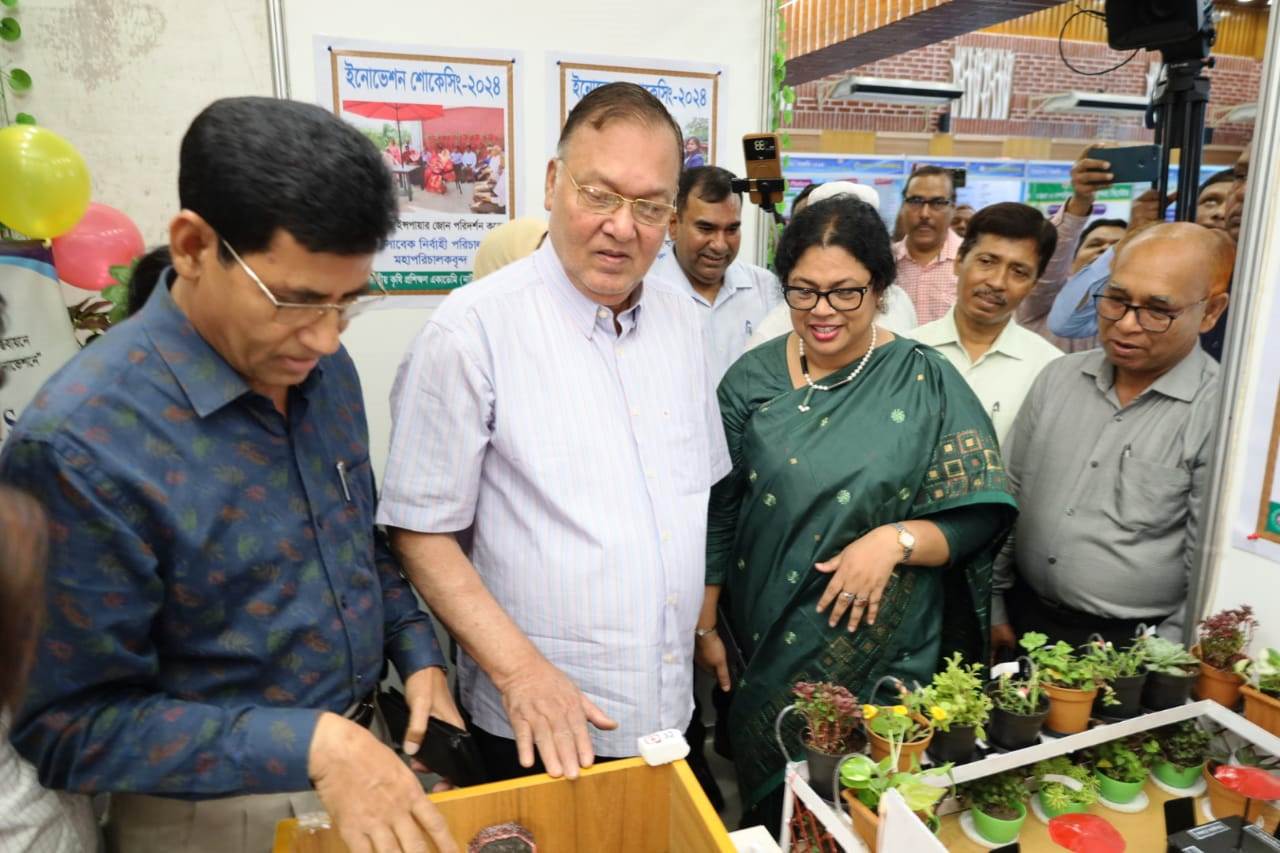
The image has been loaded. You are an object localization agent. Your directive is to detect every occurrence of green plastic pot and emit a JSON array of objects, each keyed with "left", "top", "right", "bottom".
[
  {"left": 1038, "top": 789, "right": 1091, "bottom": 819},
  {"left": 972, "top": 801, "right": 1027, "bottom": 844},
  {"left": 1096, "top": 770, "right": 1145, "bottom": 804},
  {"left": 1153, "top": 760, "right": 1204, "bottom": 790}
]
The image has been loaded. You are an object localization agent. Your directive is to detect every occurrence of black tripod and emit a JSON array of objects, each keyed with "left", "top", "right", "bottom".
[{"left": 1149, "top": 56, "right": 1213, "bottom": 223}]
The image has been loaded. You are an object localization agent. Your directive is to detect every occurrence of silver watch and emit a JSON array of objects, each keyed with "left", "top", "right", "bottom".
[{"left": 892, "top": 522, "right": 915, "bottom": 563}]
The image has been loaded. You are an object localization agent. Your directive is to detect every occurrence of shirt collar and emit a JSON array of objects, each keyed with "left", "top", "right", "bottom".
[
  {"left": 926, "top": 307, "right": 1035, "bottom": 361},
  {"left": 892, "top": 228, "right": 962, "bottom": 266},
  {"left": 534, "top": 239, "right": 643, "bottom": 338},
  {"left": 660, "top": 249, "right": 753, "bottom": 303},
  {"left": 140, "top": 267, "right": 323, "bottom": 418},
  {"left": 1081, "top": 344, "right": 1208, "bottom": 404}
]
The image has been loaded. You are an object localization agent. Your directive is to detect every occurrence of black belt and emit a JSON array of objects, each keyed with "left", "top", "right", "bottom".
[
  {"left": 342, "top": 693, "right": 377, "bottom": 729},
  {"left": 1016, "top": 578, "right": 1171, "bottom": 633}
]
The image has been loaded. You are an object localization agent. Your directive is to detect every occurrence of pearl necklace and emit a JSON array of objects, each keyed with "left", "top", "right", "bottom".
[{"left": 796, "top": 324, "right": 877, "bottom": 412}]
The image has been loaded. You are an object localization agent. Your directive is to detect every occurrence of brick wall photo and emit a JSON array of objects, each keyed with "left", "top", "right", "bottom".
[{"left": 792, "top": 32, "right": 1258, "bottom": 148}]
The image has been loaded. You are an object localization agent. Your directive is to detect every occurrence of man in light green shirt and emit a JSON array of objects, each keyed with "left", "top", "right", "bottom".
[{"left": 912, "top": 202, "right": 1063, "bottom": 443}]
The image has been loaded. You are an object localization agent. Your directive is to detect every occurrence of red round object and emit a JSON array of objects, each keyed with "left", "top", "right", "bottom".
[
  {"left": 1213, "top": 764, "right": 1280, "bottom": 800},
  {"left": 1048, "top": 813, "right": 1125, "bottom": 852}
]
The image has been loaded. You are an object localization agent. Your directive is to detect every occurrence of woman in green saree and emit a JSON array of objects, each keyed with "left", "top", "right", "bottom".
[{"left": 695, "top": 196, "right": 1017, "bottom": 828}]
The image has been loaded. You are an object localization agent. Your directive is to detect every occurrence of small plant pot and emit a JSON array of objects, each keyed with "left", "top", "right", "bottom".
[
  {"left": 1192, "top": 647, "right": 1245, "bottom": 708},
  {"left": 1037, "top": 789, "right": 1090, "bottom": 819},
  {"left": 1044, "top": 683, "right": 1098, "bottom": 734},
  {"left": 1153, "top": 760, "right": 1204, "bottom": 790},
  {"left": 804, "top": 743, "right": 850, "bottom": 801},
  {"left": 1240, "top": 684, "right": 1280, "bottom": 737},
  {"left": 1142, "top": 669, "right": 1195, "bottom": 710},
  {"left": 1095, "top": 672, "right": 1146, "bottom": 719},
  {"left": 927, "top": 723, "right": 977, "bottom": 764},
  {"left": 987, "top": 694, "right": 1049, "bottom": 750},
  {"left": 1096, "top": 770, "right": 1145, "bottom": 805},
  {"left": 866, "top": 713, "right": 933, "bottom": 771},
  {"left": 972, "top": 801, "right": 1027, "bottom": 845},
  {"left": 1204, "top": 761, "right": 1280, "bottom": 832},
  {"left": 844, "top": 790, "right": 879, "bottom": 849}
]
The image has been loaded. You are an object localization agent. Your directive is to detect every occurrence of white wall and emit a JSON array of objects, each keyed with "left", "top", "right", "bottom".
[{"left": 281, "top": 0, "right": 767, "bottom": 473}]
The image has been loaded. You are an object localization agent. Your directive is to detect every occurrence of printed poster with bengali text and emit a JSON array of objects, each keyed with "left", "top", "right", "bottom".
[
  {"left": 315, "top": 37, "right": 520, "bottom": 294},
  {"left": 547, "top": 53, "right": 723, "bottom": 170}
]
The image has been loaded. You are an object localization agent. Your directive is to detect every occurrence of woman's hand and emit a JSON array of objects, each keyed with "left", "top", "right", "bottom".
[
  {"left": 815, "top": 526, "right": 901, "bottom": 632},
  {"left": 694, "top": 631, "right": 732, "bottom": 692}
]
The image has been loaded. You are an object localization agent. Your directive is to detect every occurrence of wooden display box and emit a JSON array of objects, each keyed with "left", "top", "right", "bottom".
[{"left": 273, "top": 757, "right": 735, "bottom": 853}]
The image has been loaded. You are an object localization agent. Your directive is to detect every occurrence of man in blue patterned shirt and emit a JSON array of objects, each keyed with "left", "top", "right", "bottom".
[{"left": 0, "top": 98, "right": 460, "bottom": 853}]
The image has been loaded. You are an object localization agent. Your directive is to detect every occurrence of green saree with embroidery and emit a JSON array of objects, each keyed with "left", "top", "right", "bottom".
[{"left": 706, "top": 334, "right": 1017, "bottom": 816}]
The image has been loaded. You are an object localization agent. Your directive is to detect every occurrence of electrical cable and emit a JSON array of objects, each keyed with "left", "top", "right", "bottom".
[{"left": 1058, "top": 5, "right": 1142, "bottom": 76}]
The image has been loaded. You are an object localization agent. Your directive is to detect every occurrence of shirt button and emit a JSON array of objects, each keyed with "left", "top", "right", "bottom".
[
  {"left": 663, "top": 653, "right": 676, "bottom": 664},
  {"left": 1090, "top": 461, "right": 1099, "bottom": 468},
  {"left": 355, "top": 673, "right": 364, "bottom": 682},
  {"left": 1048, "top": 556, "right": 1058, "bottom": 565},
  {"left": 1114, "top": 416, "right": 1123, "bottom": 423},
  {"left": 340, "top": 595, "right": 349, "bottom": 609},
  {"left": 666, "top": 593, "right": 678, "bottom": 606},
  {"left": 597, "top": 307, "right": 609, "bottom": 319},
  {"left": 646, "top": 469, "right": 656, "bottom": 479},
  {"left": 661, "top": 531, "right": 671, "bottom": 542},
  {"left": 631, "top": 408, "right": 640, "bottom": 418},
  {"left": 1065, "top": 508, "right": 1075, "bottom": 517}
]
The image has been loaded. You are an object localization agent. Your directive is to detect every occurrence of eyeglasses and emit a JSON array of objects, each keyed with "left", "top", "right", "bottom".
[
  {"left": 782, "top": 285, "right": 869, "bottom": 312},
  {"left": 902, "top": 196, "right": 954, "bottom": 211},
  {"left": 221, "top": 239, "right": 387, "bottom": 328},
  {"left": 559, "top": 163, "right": 677, "bottom": 228},
  {"left": 1092, "top": 294, "right": 1206, "bottom": 334}
]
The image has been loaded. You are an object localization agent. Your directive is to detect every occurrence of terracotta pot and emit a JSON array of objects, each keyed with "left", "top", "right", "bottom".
[
  {"left": 866, "top": 712, "right": 933, "bottom": 771},
  {"left": 1204, "top": 761, "right": 1280, "bottom": 833},
  {"left": 1241, "top": 684, "right": 1280, "bottom": 737},
  {"left": 844, "top": 791, "right": 879, "bottom": 850},
  {"left": 1044, "top": 683, "right": 1098, "bottom": 734},
  {"left": 1192, "top": 645, "right": 1245, "bottom": 708}
]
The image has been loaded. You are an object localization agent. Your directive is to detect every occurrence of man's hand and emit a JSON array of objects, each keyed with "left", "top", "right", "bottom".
[
  {"left": 694, "top": 631, "right": 732, "bottom": 693},
  {"left": 1067, "top": 149, "right": 1115, "bottom": 217},
  {"left": 402, "top": 667, "right": 466, "bottom": 783},
  {"left": 1129, "top": 188, "right": 1177, "bottom": 230},
  {"left": 310, "top": 712, "right": 459, "bottom": 853},
  {"left": 991, "top": 623, "right": 1017, "bottom": 664},
  {"left": 495, "top": 655, "right": 618, "bottom": 780}
]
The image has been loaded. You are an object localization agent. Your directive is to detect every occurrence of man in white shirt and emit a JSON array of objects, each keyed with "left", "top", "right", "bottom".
[
  {"left": 911, "top": 202, "right": 1063, "bottom": 443},
  {"left": 651, "top": 166, "right": 780, "bottom": 381},
  {"left": 379, "top": 82, "right": 730, "bottom": 781}
]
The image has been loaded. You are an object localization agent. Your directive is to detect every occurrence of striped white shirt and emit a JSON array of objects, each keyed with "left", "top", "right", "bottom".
[
  {"left": 378, "top": 241, "right": 731, "bottom": 757},
  {"left": 0, "top": 717, "right": 97, "bottom": 852}
]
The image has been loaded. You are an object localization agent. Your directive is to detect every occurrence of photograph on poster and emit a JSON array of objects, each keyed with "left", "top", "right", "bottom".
[{"left": 318, "top": 38, "right": 519, "bottom": 293}]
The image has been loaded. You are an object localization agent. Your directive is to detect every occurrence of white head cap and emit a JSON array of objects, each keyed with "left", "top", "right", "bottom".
[{"left": 807, "top": 180, "right": 881, "bottom": 211}]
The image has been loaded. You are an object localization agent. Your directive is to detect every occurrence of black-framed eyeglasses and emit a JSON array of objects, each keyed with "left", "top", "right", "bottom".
[
  {"left": 558, "top": 161, "right": 676, "bottom": 228},
  {"left": 902, "top": 196, "right": 954, "bottom": 211},
  {"left": 1092, "top": 293, "right": 1206, "bottom": 334},
  {"left": 782, "top": 285, "right": 869, "bottom": 311},
  {"left": 222, "top": 238, "right": 387, "bottom": 328}
]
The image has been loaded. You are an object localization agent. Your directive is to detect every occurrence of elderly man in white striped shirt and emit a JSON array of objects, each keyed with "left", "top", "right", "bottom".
[{"left": 379, "top": 82, "right": 730, "bottom": 781}]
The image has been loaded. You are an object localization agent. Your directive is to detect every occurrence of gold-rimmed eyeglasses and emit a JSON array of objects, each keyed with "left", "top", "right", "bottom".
[
  {"left": 559, "top": 162, "right": 676, "bottom": 228},
  {"left": 221, "top": 238, "right": 387, "bottom": 328}
]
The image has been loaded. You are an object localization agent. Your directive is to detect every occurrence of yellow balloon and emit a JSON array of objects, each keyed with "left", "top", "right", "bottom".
[{"left": 0, "top": 124, "right": 92, "bottom": 239}]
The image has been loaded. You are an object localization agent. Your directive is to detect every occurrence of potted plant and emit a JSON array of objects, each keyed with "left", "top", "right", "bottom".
[
  {"left": 921, "top": 652, "right": 992, "bottom": 764},
  {"left": 1140, "top": 635, "right": 1200, "bottom": 710},
  {"left": 1194, "top": 605, "right": 1256, "bottom": 708},
  {"left": 1152, "top": 720, "right": 1213, "bottom": 790},
  {"left": 1235, "top": 648, "right": 1280, "bottom": 736},
  {"left": 960, "top": 771, "right": 1030, "bottom": 845},
  {"left": 1023, "top": 632, "right": 1111, "bottom": 734},
  {"left": 987, "top": 662, "right": 1050, "bottom": 750},
  {"left": 1034, "top": 756, "right": 1100, "bottom": 819},
  {"left": 1205, "top": 728, "right": 1280, "bottom": 832},
  {"left": 863, "top": 699, "right": 933, "bottom": 772},
  {"left": 791, "top": 681, "right": 865, "bottom": 800},
  {"left": 839, "top": 753, "right": 951, "bottom": 848},
  {"left": 1081, "top": 637, "right": 1147, "bottom": 718},
  {"left": 1089, "top": 735, "right": 1160, "bottom": 806}
]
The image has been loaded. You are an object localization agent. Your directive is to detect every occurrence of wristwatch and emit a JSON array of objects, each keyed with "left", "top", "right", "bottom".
[{"left": 891, "top": 522, "right": 915, "bottom": 563}]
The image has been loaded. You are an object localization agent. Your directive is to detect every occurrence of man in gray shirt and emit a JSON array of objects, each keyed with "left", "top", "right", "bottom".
[{"left": 991, "top": 222, "right": 1233, "bottom": 653}]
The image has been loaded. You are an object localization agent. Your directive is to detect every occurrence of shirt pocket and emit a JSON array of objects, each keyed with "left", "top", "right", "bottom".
[{"left": 1113, "top": 455, "right": 1191, "bottom": 533}]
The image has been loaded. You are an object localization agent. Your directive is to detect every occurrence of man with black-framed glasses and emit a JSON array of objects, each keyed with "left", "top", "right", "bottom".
[
  {"left": 991, "top": 222, "right": 1232, "bottom": 653},
  {"left": 895, "top": 164, "right": 962, "bottom": 324},
  {"left": 0, "top": 97, "right": 461, "bottom": 853}
]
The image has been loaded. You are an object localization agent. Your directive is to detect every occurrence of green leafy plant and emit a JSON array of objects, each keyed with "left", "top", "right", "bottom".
[
  {"left": 0, "top": 0, "right": 32, "bottom": 128},
  {"left": 1141, "top": 635, "right": 1200, "bottom": 676},
  {"left": 1022, "top": 631, "right": 1103, "bottom": 691},
  {"left": 1197, "top": 605, "right": 1257, "bottom": 670},
  {"left": 919, "top": 652, "right": 992, "bottom": 738},
  {"left": 1034, "top": 756, "right": 1100, "bottom": 812},
  {"left": 792, "top": 681, "right": 863, "bottom": 754},
  {"left": 840, "top": 752, "right": 951, "bottom": 829},
  {"left": 1206, "top": 721, "right": 1280, "bottom": 770},
  {"left": 1155, "top": 720, "right": 1213, "bottom": 771},
  {"left": 960, "top": 771, "right": 1028, "bottom": 821},
  {"left": 864, "top": 702, "right": 930, "bottom": 744},
  {"left": 1235, "top": 648, "right": 1280, "bottom": 697},
  {"left": 1081, "top": 637, "right": 1146, "bottom": 680},
  {"left": 987, "top": 634, "right": 1049, "bottom": 715},
  {"left": 1091, "top": 736, "right": 1160, "bottom": 784},
  {"left": 67, "top": 263, "right": 131, "bottom": 344}
]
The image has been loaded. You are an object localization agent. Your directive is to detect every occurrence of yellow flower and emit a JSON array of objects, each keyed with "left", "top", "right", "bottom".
[
  {"left": 891, "top": 705, "right": 909, "bottom": 716},
  {"left": 930, "top": 706, "right": 948, "bottom": 722},
  {"left": 862, "top": 704, "right": 878, "bottom": 720}
]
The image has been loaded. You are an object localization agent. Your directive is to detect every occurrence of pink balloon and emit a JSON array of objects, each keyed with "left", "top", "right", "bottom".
[{"left": 51, "top": 202, "right": 145, "bottom": 291}]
